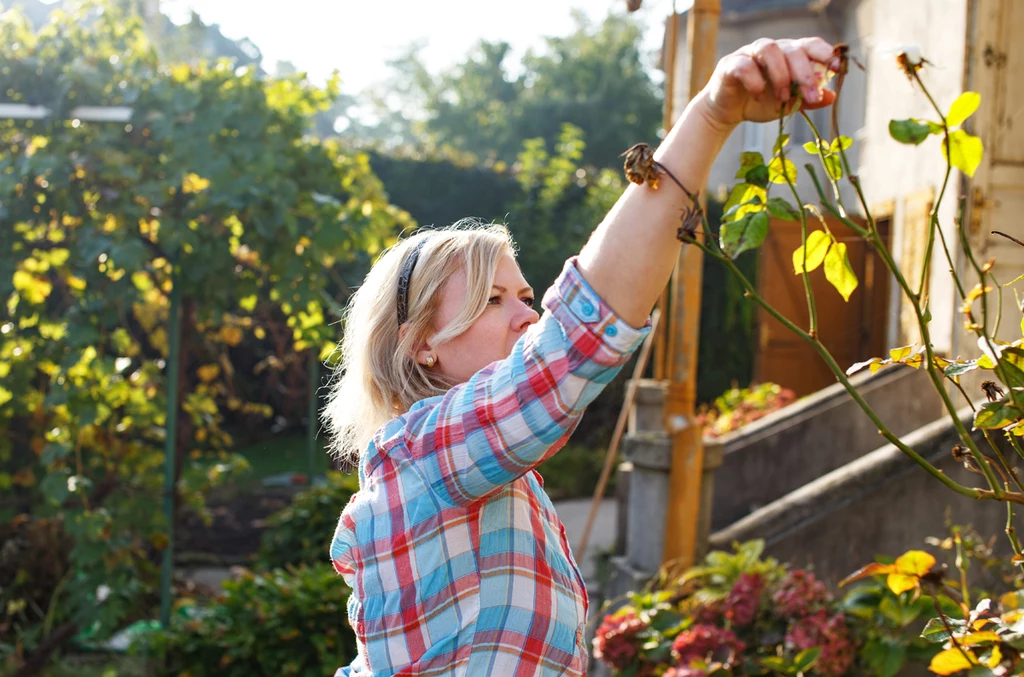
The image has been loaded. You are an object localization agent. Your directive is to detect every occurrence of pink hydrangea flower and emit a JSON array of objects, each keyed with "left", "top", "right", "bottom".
[
  {"left": 592, "top": 609, "right": 648, "bottom": 670},
  {"left": 772, "top": 569, "right": 830, "bottom": 618},
  {"left": 725, "top": 572, "right": 764, "bottom": 627},
  {"left": 785, "top": 610, "right": 856, "bottom": 677},
  {"left": 671, "top": 623, "right": 745, "bottom": 666}
]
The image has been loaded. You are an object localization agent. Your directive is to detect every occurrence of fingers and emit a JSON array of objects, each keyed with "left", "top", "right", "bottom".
[
  {"left": 745, "top": 38, "right": 792, "bottom": 102},
  {"left": 720, "top": 53, "right": 769, "bottom": 97}
]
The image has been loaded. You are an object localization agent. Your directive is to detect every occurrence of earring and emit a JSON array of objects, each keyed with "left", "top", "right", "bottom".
[{"left": 425, "top": 356, "right": 435, "bottom": 368}]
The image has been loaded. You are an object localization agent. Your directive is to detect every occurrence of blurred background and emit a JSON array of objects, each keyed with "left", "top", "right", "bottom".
[{"left": 0, "top": 0, "right": 760, "bottom": 674}]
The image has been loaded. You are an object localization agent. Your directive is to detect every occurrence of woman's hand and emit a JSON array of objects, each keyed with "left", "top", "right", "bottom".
[{"left": 698, "top": 37, "right": 839, "bottom": 131}]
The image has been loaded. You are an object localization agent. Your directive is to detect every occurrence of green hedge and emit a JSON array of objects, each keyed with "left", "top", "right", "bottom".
[
  {"left": 140, "top": 564, "right": 355, "bottom": 677},
  {"left": 256, "top": 471, "right": 360, "bottom": 570}
]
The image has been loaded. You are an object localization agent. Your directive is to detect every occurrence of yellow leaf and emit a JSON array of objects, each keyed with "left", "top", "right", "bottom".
[
  {"left": 984, "top": 645, "right": 1002, "bottom": 668},
  {"left": 182, "top": 173, "right": 211, "bottom": 194},
  {"left": 792, "top": 230, "right": 831, "bottom": 274},
  {"left": 946, "top": 130, "right": 984, "bottom": 178},
  {"left": 12, "top": 270, "right": 52, "bottom": 304},
  {"left": 947, "top": 91, "right": 981, "bottom": 128},
  {"left": 768, "top": 157, "right": 798, "bottom": 184},
  {"left": 824, "top": 242, "right": 858, "bottom": 301},
  {"left": 959, "top": 631, "right": 1001, "bottom": 647},
  {"left": 219, "top": 326, "right": 244, "bottom": 347},
  {"left": 895, "top": 550, "right": 936, "bottom": 576},
  {"left": 0, "top": 387, "right": 12, "bottom": 407},
  {"left": 196, "top": 364, "right": 221, "bottom": 383},
  {"left": 886, "top": 573, "right": 921, "bottom": 595},
  {"left": 890, "top": 344, "right": 915, "bottom": 362},
  {"left": 929, "top": 647, "right": 975, "bottom": 675}
]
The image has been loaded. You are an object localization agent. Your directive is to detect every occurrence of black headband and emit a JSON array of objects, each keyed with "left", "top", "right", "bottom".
[{"left": 396, "top": 238, "right": 427, "bottom": 326}]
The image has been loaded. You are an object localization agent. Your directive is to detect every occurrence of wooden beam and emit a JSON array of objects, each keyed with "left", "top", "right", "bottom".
[{"left": 662, "top": 0, "right": 721, "bottom": 568}]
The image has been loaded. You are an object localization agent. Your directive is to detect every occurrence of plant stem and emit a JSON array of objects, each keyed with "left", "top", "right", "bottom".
[
  {"left": 803, "top": 125, "right": 1005, "bottom": 498},
  {"left": 691, "top": 235, "right": 988, "bottom": 501},
  {"left": 1008, "top": 501, "right": 1024, "bottom": 575},
  {"left": 779, "top": 108, "right": 818, "bottom": 337},
  {"left": 933, "top": 590, "right": 974, "bottom": 666}
]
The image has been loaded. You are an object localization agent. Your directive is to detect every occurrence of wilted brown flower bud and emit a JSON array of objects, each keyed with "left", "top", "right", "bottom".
[
  {"left": 621, "top": 143, "right": 660, "bottom": 189},
  {"left": 952, "top": 444, "right": 982, "bottom": 474},
  {"left": 982, "top": 380, "right": 1004, "bottom": 402}
]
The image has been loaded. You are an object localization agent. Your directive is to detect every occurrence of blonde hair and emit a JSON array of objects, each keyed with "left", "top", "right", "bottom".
[{"left": 324, "top": 222, "right": 516, "bottom": 464}]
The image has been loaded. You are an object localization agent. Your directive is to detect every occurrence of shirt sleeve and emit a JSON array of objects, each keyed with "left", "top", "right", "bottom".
[{"left": 378, "top": 257, "right": 651, "bottom": 508}]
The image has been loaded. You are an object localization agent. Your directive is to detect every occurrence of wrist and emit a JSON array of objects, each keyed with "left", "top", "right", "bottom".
[{"left": 690, "top": 89, "right": 740, "bottom": 139}]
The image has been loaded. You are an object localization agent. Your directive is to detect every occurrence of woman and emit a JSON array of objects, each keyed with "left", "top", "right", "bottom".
[{"left": 326, "top": 37, "right": 838, "bottom": 677}]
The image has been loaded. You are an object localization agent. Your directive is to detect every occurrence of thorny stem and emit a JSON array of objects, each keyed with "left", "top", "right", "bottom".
[
  {"left": 1009, "top": 501, "right": 1024, "bottom": 575},
  {"left": 934, "top": 594, "right": 975, "bottom": 667},
  {"left": 689, "top": 232, "right": 999, "bottom": 502},
  {"left": 910, "top": 74, "right": 1022, "bottom": 412},
  {"left": 1006, "top": 434, "right": 1024, "bottom": 470},
  {"left": 954, "top": 531, "right": 971, "bottom": 611},
  {"left": 779, "top": 106, "right": 818, "bottom": 337},
  {"left": 801, "top": 108, "right": 1008, "bottom": 499}
]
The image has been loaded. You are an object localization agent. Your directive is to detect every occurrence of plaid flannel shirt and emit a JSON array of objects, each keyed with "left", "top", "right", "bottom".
[{"left": 331, "top": 258, "right": 650, "bottom": 677}]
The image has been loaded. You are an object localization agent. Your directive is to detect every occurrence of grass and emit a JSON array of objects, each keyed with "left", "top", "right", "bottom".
[{"left": 232, "top": 432, "right": 334, "bottom": 482}]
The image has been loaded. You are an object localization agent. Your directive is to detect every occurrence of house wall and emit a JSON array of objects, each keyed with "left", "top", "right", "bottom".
[
  {"left": 670, "top": 0, "right": 971, "bottom": 355},
  {"left": 856, "top": 0, "right": 970, "bottom": 354}
]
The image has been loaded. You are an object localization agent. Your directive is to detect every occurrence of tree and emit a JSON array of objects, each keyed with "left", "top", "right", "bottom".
[
  {"left": 340, "top": 11, "right": 662, "bottom": 169},
  {"left": 0, "top": 2, "right": 410, "bottom": 669}
]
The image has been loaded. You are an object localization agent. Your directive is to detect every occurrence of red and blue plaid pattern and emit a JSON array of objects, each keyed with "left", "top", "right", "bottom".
[{"left": 331, "top": 258, "right": 650, "bottom": 676}]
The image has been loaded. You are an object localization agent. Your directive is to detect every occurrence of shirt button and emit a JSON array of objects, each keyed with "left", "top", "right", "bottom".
[
  {"left": 605, "top": 325, "right": 618, "bottom": 337},
  {"left": 580, "top": 302, "right": 595, "bottom": 318}
]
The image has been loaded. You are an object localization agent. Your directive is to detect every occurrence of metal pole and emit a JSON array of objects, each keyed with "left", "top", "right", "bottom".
[
  {"left": 307, "top": 350, "right": 318, "bottom": 482},
  {"left": 160, "top": 271, "right": 182, "bottom": 627},
  {"left": 661, "top": 0, "right": 720, "bottom": 568}
]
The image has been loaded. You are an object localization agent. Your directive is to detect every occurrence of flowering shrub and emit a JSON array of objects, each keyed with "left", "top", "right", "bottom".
[
  {"left": 593, "top": 541, "right": 855, "bottom": 677},
  {"left": 698, "top": 383, "right": 797, "bottom": 439}
]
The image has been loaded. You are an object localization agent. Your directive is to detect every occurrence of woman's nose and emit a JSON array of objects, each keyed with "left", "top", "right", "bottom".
[{"left": 516, "top": 302, "right": 540, "bottom": 330}]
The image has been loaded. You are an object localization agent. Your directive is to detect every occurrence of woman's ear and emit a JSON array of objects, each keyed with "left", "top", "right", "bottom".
[{"left": 399, "top": 323, "right": 435, "bottom": 367}]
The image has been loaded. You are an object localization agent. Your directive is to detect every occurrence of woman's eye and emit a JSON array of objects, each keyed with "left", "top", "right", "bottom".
[
  {"left": 521, "top": 297, "right": 535, "bottom": 308},
  {"left": 488, "top": 295, "right": 501, "bottom": 305}
]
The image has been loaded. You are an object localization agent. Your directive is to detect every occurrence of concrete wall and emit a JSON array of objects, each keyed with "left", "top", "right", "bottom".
[
  {"left": 709, "top": 410, "right": 1016, "bottom": 586},
  {"left": 709, "top": 365, "right": 944, "bottom": 529}
]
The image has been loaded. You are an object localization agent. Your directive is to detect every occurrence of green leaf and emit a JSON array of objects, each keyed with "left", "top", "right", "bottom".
[
  {"left": 947, "top": 91, "right": 981, "bottom": 127},
  {"left": 773, "top": 133, "right": 790, "bottom": 154},
  {"left": 824, "top": 241, "right": 858, "bottom": 301},
  {"left": 947, "top": 129, "right": 984, "bottom": 177},
  {"left": 922, "top": 617, "right": 967, "bottom": 644},
  {"left": 943, "top": 361, "right": 978, "bottom": 378},
  {"left": 792, "top": 230, "right": 831, "bottom": 274},
  {"left": 721, "top": 211, "right": 770, "bottom": 259},
  {"left": 889, "top": 119, "right": 933, "bottom": 145},
  {"left": 723, "top": 183, "right": 766, "bottom": 219},
  {"left": 41, "top": 442, "right": 71, "bottom": 465},
  {"left": 735, "top": 151, "right": 766, "bottom": 179},
  {"left": 973, "top": 401, "right": 1019, "bottom": 430},
  {"left": 803, "top": 140, "right": 828, "bottom": 155},
  {"left": 766, "top": 197, "right": 801, "bottom": 221},
  {"left": 824, "top": 154, "right": 844, "bottom": 180},
  {"left": 768, "top": 157, "right": 798, "bottom": 184},
  {"left": 745, "top": 164, "right": 770, "bottom": 188},
  {"left": 794, "top": 647, "right": 821, "bottom": 673},
  {"left": 831, "top": 136, "right": 853, "bottom": 152}
]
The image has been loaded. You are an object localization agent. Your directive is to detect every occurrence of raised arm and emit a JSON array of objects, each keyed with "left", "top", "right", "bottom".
[{"left": 577, "top": 37, "right": 838, "bottom": 327}]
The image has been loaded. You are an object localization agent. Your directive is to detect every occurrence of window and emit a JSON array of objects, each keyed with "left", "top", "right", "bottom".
[{"left": 742, "top": 121, "right": 765, "bottom": 153}]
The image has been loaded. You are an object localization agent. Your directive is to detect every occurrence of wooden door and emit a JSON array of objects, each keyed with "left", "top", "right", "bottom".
[
  {"left": 754, "top": 216, "right": 891, "bottom": 396},
  {"left": 969, "top": 0, "right": 1024, "bottom": 344}
]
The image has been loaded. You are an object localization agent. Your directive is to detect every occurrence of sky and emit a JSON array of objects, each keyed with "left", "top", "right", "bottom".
[{"left": 159, "top": 0, "right": 686, "bottom": 95}]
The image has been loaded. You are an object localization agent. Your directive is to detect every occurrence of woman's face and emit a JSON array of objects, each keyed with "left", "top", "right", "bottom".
[{"left": 427, "top": 253, "right": 540, "bottom": 383}]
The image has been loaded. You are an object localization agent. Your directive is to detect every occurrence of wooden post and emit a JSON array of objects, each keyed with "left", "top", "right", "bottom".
[
  {"left": 662, "top": 0, "right": 720, "bottom": 568},
  {"left": 653, "top": 7, "right": 680, "bottom": 381}
]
